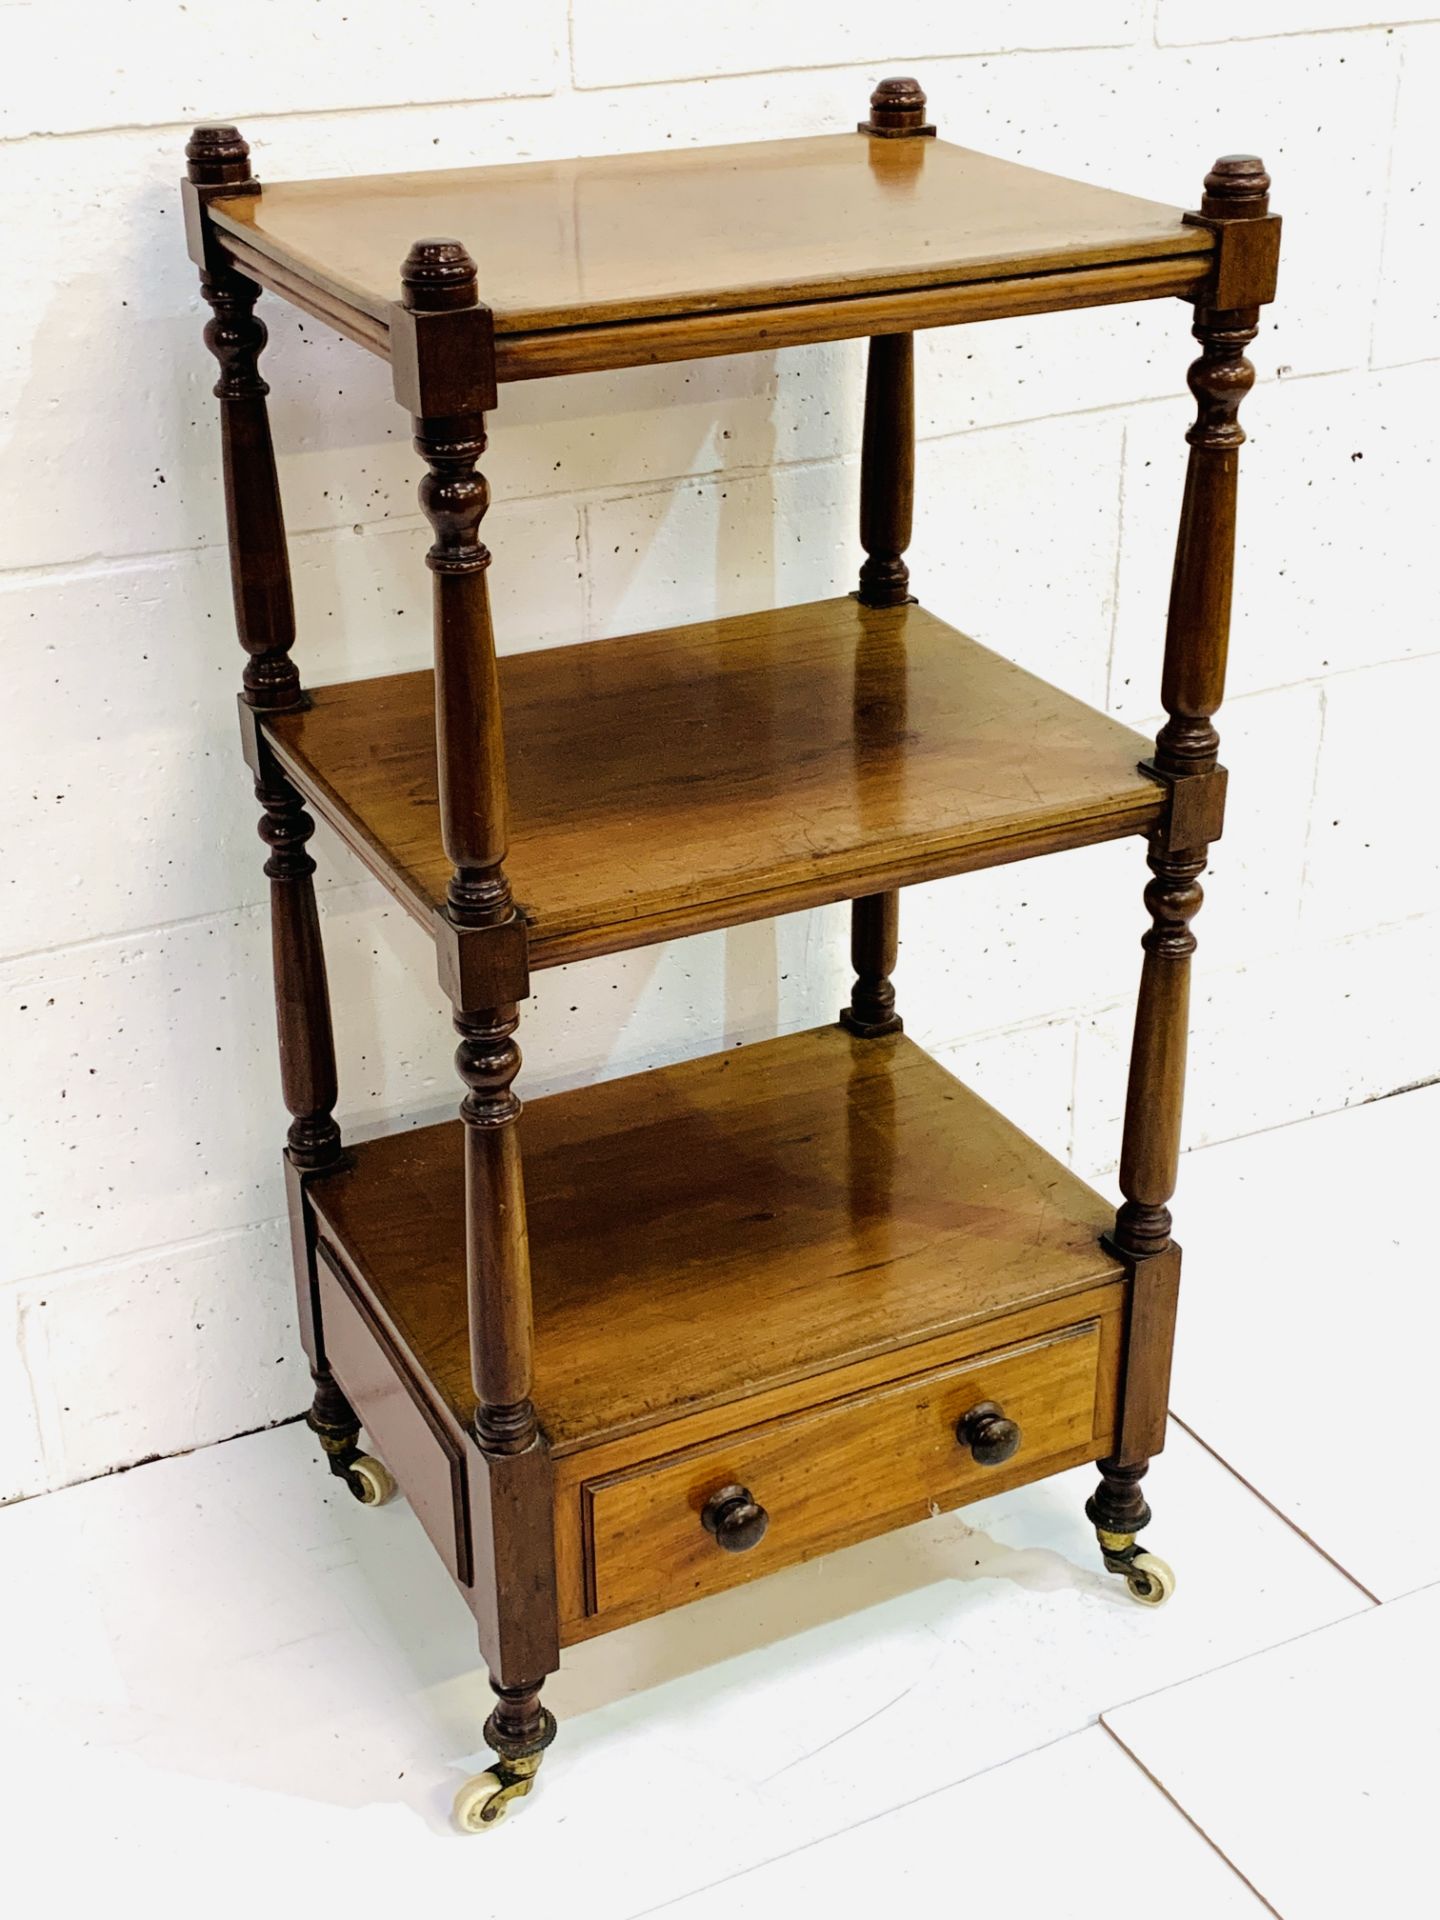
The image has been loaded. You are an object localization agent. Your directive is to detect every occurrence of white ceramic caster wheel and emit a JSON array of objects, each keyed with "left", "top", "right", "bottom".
[
  {"left": 348, "top": 1454, "right": 397, "bottom": 1507},
  {"left": 453, "top": 1770, "right": 510, "bottom": 1831},
  {"left": 1125, "top": 1551, "right": 1176, "bottom": 1606}
]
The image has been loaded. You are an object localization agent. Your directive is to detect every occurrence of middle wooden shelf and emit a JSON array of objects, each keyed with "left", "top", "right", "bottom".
[{"left": 264, "top": 595, "right": 1163, "bottom": 969}]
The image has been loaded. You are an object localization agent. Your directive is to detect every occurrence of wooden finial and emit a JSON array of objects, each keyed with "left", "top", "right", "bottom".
[
  {"left": 1200, "top": 154, "right": 1271, "bottom": 220},
  {"left": 859, "top": 77, "right": 935, "bottom": 139},
  {"left": 185, "top": 123, "right": 256, "bottom": 189},
  {"left": 401, "top": 237, "right": 479, "bottom": 312}
]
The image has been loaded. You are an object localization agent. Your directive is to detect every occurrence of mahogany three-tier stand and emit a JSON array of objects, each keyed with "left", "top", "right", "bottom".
[{"left": 182, "top": 79, "right": 1280, "bottom": 1828}]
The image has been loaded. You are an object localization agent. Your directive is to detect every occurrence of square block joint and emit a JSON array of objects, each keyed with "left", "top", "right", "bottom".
[
  {"left": 1182, "top": 210, "right": 1281, "bottom": 310},
  {"left": 390, "top": 302, "right": 498, "bottom": 418},
  {"left": 181, "top": 175, "right": 261, "bottom": 277},
  {"left": 1140, "top": 759, "right": 1228, "bottom": 853},
  {"left": 434, "top": 907, "right": 531, "bottom": 1010}
]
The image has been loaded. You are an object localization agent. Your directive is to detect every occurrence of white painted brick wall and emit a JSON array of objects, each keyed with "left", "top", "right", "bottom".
[{"left": 3, "top": 4, "right": 1437, "bottom": 1502}]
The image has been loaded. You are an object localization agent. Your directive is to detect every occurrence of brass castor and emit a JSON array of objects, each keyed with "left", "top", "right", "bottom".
[
  {"left": 453, "top": 1752, "right": 542, "bottom": 1831},
  {"left": 307, "top": 1403, "right": 398, "bottom": 1508},
  {"left": 1097, "top": 1528, "right": 1176, "bottom": 1606},
  {"left": 345, "top": 1453, "right": 397, "bottom": 1507}
]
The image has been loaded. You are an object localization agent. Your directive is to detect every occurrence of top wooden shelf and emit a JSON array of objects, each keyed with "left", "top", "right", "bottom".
[{"left": 208, "top": 132, "right": 1215, "bottom": 382}]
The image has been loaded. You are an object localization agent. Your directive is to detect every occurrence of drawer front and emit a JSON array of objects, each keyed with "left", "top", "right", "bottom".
[
  {"left": 316, "top": 1246, "right": 471, "bottom": 1586},
  {"left": 584, "top": 1320, "right": 1103, "bottom": 1619}
]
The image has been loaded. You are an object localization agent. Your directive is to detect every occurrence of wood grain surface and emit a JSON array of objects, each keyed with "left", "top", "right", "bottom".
[
  {"left": 584, "top": 1320, "right": 1106, "bottom": 1618},
  {"left": 209, "top": 133, "right": 1211, "bottom": 336},
  {"left": 308, "top": 1026, "right": 1126, "bottom": 1457},
  {"left": 266, "top": 597, "right": 1162, "bottom": 968}
]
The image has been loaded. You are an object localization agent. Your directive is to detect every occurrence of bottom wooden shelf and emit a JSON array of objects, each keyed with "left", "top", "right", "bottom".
[
  {"left": 311, "top": 1025, "right": 1124, "bottom": 1455},
  {"left": 309, "top": 1024, "right": 1129, "bottom": 1638}
]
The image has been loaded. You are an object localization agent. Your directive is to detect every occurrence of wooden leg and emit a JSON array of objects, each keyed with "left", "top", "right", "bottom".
[
  {"left": 855, "top": 332, "right": 915, "bottom": 609},
  {"left": 840, "top": 890, "right": 903, "bottom": 1037},
  {"left": 191, "top": 123, "right": 359, "bottom": 1496},
  {"left": 405, "top": 235, "right": 560, "bottom": 1771},
  {"left": 1091, "top": 157, "right": 1271, "bottom": 1608},
  {"left": 454, "top": 1001, "right": 536, "bottom": 1453},
  {"left": 845, "top": 324, "right": 916, "bottom": 1037},
  {"left": 305, "top": 1368, "right": 362, "bottom": 1488},
  {"left": 256, "top": 772, "right": 340, "bottom": 1172},
  {"left": 256, "top": 765, "right": 357, "bottom": 1492}
]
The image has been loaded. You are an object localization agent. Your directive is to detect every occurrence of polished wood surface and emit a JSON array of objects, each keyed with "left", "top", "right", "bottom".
[
  {"left": 309, "top": 1025, "right": 1127, "bottom": 1458},
  {"left": 1093, "top": 155, "right": 1274, "bottom": 1557},
  {"left": 584, "top": 1320, "right": 1106, "bottom": 1618},
  {"left": 317, "top": 1247, "right": 471, "bottom": 1584},
  {"left": 551, "top": 1282, "right": 1121, "bottom": 1639},
  {"left": 266, "top": 598, "right": 1163, "bottom": 968},
  {"left": 209, "top": 134, "right": 1212, "bottom": 342},
  {"left": 189, "top": 90, "right": 1286, "bottom": 1790},
  {"left": 218, "top": 235, "right": 1211, "bottom": 382},
  {"left": 498, "top": 258, "right": 1206, "bottom": 381},
  {"left": 406, "top": 244, "right": 512, "bottom": 927}
]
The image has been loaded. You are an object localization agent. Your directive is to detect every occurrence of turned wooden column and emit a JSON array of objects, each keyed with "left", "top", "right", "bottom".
[
  {"left": 843, "top": 78, "right": 931, "bottom": 1041},
  {"left": 188, "top": 126, "right": 301, "bottom": 715},
  {"left": 1113, "top": 161, "right": 1269, "bottom": 1270},
  {"left": 1094, "top": 157, "right": 1273, "bottom": 1528},
  {"left": 190, "top": 125, "right": 339, "bottom": 1171},
  {"left": 404, "top": 239, "right": 537, "bottom": 1463},
  {"left": 855, "top": 331, "right": 915, "bottom": 611},
  {"left": 188, "top": 121, "right": 348, "bottom": 1439}
]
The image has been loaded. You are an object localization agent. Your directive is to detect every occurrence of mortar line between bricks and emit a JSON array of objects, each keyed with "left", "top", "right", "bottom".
[
  {"left": 1103, "top": 414, "right": 1130, "bottom": 716},
  {"left": 0, "top": 867, "right": 393, "bottom": 969},
  {"left": 1153, "top": 19, "right": 1440, "bottom": 51},
  {"left": 1178, "top": 1071, "right": 1440, "bottom": 1164},
  {"left": 2, "top": 43, "right": 1120, "bottom": 152},
  {"left": 8, "top": 361, "right": 1417, "bottom": 595},
  {"left": 1296, "top": 681, "right": 1330, "bottom": 918},
  {"left": 0, "top": 85, "right": 571, "bottom": 149},
  {"left": 0, "top": 1209, "right": 290, "bottom": 1300},
  {"left": 1366, "top": 35, "right": 1409, "bottom": 372},
  {"left": 0, "top": 20, "right": 1422, "bottom": 148},
  {"left": 564, "top": 0, "right": 580, "bottom": 90},
  {"left": 567, "top": 40, "right": 1151, "bottom": 98}
]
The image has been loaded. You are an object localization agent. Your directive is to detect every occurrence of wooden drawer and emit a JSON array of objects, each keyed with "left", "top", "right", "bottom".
[{"left": 582, "top": 1319, "right": 1104, "bottom": 1619}]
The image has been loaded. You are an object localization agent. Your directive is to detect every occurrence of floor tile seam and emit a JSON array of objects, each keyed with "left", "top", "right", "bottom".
[
  {"left": 1169, "top": 1411, "right": 1381, "bottom": 1604},
  {"left": 1096, "top": 1719, "right": 1284, "bottom": 1918},
  {"left": 620, "top": 1723, "right": 1105, "bottom": 1920}
]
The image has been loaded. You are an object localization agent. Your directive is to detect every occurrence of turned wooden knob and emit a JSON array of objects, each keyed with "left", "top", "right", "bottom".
[
  {"left": 956, "top": 1400, "right": 1021, "bottom": 1467},
  {"left": 701, "top": 1484, "right": 769, "bottom": 1553}
]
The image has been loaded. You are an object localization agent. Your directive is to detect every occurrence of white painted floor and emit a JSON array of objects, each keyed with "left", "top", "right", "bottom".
[{"left": 1, "top": 1084, "right": 1434, "bottom": 1919}]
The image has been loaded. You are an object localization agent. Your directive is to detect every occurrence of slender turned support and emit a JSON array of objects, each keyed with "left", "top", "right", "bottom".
[
  {"left": 1093, "top": 157, "right": 1272, "bottom": 1567},
  {"left": 256, "top": 774, "right": 341, "bottom": 1172},
  {"left": 485, "top": 1680, "right": 558, "bottom": 1768},
  {"left": 407, "top": 242, "right": 557, "bottom": 1734},
  {"left": 855, "top": 332, "right": 915, "bottom": 610},
  {"left": 846, "top": 86, "right": 926, "bottom": 1039},
  {"left": 842, "top": 891, "right": 903, "bottom": 1038},
  {"left": 454, "top": 1002, "right": 536, "bottom": 1454},
  {"left": 844, "top": 332, "right": 913, "bottom": 1038},
  {"left": 405, "top": 239, "right": 537, "bottom": 1461},
  {"left": 188, "top": 127, "right": 301, "bottom": 715},
  {"left": 188, "top": 124, "right": 351, "bottom": 1455}
]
